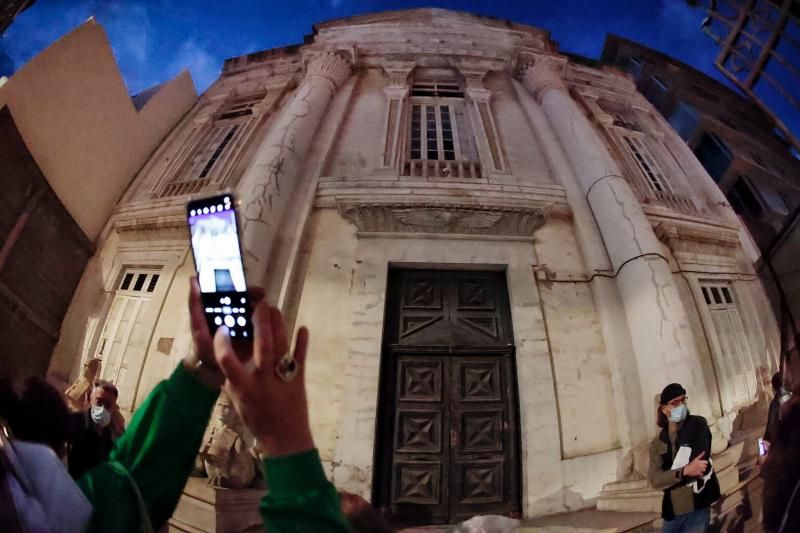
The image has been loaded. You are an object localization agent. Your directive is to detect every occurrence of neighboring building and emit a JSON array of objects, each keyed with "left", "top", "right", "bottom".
[
  {"left": 758, "top": 205, "right": 800, "bottom": 361},
  {"left": 50, "top": 9, "right": 779, "bottom": 526},
  {"left": 602, "top": 34, "right": 800, "bottom": 253},
  {"left": 0, "top": 18, "right": 197, "bottom": 377},
  {"left": 688, "top": 0, "right": 800, "bottom": 154},
  {"left": 0, "top": 0, "right": 35, "bottom": 34}
]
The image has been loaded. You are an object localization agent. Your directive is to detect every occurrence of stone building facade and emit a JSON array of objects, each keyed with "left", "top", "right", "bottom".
[
  {"left": 50, "top": 9, "right": 779, "bottom": 524},
  {"left": 601, "top": 34, "right": 800, "bottom": 254}
]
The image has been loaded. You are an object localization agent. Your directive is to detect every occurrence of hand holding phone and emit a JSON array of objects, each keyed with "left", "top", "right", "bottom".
[{"left": 187, "top": 194, "right": 253, "bottom": 340}]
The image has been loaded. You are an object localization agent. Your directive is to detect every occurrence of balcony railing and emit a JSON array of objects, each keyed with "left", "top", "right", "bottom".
[{"left": 401, "top": 159, "right": 482, "bottom": 179}]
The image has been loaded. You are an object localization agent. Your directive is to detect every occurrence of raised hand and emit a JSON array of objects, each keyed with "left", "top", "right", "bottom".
[
  {"left": 682, "top": 451, "right": 708, "bottom": 477},
  {"left": 186, "top": 277, "right": 264, "bottom": 388},
  {"left": 213, "top": 300, "right": 313, "bottom": 458}
]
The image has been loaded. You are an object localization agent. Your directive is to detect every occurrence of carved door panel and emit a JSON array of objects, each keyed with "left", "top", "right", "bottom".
[
  {"left": 449, "top": 355, "right": 520, "bottom": 522},
  {"left": 396, "top": 271, "right": 513, "bottom": 347},
  {"left": 391, "top": 354, "right": 450, "bottom": 524},
  {"left": 378, "top": 269, "right": 520, "bottom": 526}
]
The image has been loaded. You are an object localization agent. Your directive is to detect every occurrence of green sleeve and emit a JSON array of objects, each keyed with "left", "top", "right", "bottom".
[
  {"left": 78, "top": 363, "right": 219, "bottom": 532},
  {"left": 260, "top": 449, "right": 351, "bottom": 532}
]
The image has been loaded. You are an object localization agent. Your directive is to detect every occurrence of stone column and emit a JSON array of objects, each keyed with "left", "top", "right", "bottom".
[
  {"left": 513, "top": 78, "right": 648, "bottom": 448},
  {"left": 521, "top": 56, "right": 712, "bottom": 434},
  {"left": 237, "top": 51, "right": 352, "bottom": 285}
]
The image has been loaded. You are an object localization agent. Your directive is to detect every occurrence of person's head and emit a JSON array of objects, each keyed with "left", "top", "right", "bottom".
[
  {"left": 90, "top": 380, "right": 118, "bottom": 409},
  {"left": 89, "top": 381, "right": 118, "bottom": 428},
  {"left": 657, "top": 383, "right": 688, "bottom": 428},
  {"left": 0, "top": 375, "right": 71, "bottom": 458},
  {"left": 772, "top": 372, "right": 783, "bottom": 395}
]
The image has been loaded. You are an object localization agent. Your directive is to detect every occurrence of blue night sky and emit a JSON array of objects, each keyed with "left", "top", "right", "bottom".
[{"left": 1, "top": 0, "right": 727, "bottom": 96}]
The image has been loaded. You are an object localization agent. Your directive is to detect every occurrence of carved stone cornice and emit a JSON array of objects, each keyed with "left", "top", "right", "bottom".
[
  {"left": 304, "top": 50, "right": 353, "bottom": 89},
  {"left": 519, "top": 54, "right": 568, "bottom": 101},
  {"left": 337, "top": 201, "right": 551, "bottom": 237},
  {"left": 655, "top": 221, "right": 741, "bottom": 259}
]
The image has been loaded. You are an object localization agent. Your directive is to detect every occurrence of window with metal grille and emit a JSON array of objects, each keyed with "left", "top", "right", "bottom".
[
  {"left": 700, "top": 282, "right": 758, "bottom": 408},
  {"left": 403, "top": 78, "right": 482, "bottom": 178},
  {"left": 155, "top": 91, "right": 268, "bottom": 198},
  {"left": 408, "top": 103, "right": 478, "bottom": 162},
  {"left": 183, "top": 124, "right": 240, "bottom": 180},
  {"left": 620, "top": 134, "right": 668, "bottom": 193}
]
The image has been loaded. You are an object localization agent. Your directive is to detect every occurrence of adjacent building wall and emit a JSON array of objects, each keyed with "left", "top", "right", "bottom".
[{"left": 0, "top": 18, "right": 197, "bottom": 241}]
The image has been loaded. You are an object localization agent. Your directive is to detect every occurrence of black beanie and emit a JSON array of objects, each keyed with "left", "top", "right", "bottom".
[{"left": 660, "top": 383, "right": 686, "bottom": 405}]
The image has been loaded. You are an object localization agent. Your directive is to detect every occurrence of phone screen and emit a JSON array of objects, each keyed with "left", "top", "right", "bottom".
[
  {"left": 187, "top": 193, "right": 253, "bottom": 339},
  {"left": 758, "top": 438, "right": 766, "bottom": 456}
]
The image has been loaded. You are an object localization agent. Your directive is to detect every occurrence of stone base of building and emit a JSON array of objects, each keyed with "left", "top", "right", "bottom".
[{"left": 168, "top": 477, "right": 265, "bottom": 533}]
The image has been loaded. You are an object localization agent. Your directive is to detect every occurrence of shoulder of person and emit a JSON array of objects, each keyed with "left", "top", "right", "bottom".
[{"left": 687, "top": 414, "right": 708, "bottom": 427}]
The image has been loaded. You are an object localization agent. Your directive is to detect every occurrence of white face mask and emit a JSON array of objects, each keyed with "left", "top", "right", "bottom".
[
  {"left": 668, "top": 404, "right": 688, "bottom": 423},
  {"left": 90, "top": 405, "right": 111, "bottom": 428}
]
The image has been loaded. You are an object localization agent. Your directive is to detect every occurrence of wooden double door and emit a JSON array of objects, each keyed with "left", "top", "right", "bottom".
[{"left": 374, "top": 269, "right": 521, "bottom": 526}]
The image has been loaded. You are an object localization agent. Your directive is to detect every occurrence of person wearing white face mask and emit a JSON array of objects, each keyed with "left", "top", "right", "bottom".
[
  {"left": 67, "top": 380, "right": 123, "bottom": 480},
  {"left": 647, "top": 383, "right": 721, "bottom": 533}
]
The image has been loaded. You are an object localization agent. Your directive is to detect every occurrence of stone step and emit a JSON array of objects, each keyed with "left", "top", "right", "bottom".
[
  {"left": 713, "top": 441, "right": 744, "bottom": 471},
  {"left": 600, "top": 479, "right": 652, "bottom": 494}
]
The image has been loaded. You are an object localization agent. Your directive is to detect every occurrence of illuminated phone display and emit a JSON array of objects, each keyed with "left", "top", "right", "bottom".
[{"left": 187, "top": 193, "right": 253, "bottom": 339}]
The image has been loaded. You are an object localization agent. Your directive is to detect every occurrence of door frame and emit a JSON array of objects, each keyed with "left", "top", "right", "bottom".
[{"left": 371, "top": 268, "right": 523, "bottom": 526}]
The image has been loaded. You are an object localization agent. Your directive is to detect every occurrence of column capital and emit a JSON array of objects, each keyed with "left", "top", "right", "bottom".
[
  {"left": 460, "top": 69, "right": 491, "bottom": 101},
  {"left": 382, "top": 62, "right": 414, "bottom": 88},
  {"left": 519, "top": 54, "right": 568, "bottom": 101},
  {"left": 303, "top": 50, "right": 353, "bottom": 89}
]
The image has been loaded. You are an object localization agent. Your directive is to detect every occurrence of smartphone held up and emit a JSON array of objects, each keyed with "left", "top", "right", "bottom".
[{"left": 187, "top": 193, "right": 253, "bottom": 340}]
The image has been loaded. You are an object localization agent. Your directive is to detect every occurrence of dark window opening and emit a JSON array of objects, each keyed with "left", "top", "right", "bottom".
[
  {"left": 728, "top": 176, "right": 764, "bottom": 219},
  {"left": 693, "top": 132, "right": 733, "bottom": 182},
  {"left": 643, "top": 76, "right": 669, "bottom": 111},
  {"left": 133, "top": 274, "right": 147, "bottom": 292},
  {"left": 147, "top": 274, "right": 160, "bottom": 293},
  {"left": 668, "top": 101, "right": 699, "bottom": 140},
  {"left": 120, "top": 273, "right": 134, "bottom": 291}
]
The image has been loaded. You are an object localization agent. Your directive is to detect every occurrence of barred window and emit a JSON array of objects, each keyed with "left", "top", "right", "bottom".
[{"left": 402, "top": 80, "right": 481, "bottom": 179}]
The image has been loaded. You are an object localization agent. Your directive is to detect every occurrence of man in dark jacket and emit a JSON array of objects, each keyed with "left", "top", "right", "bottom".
[
  {"left": 67, "top": 380, "right": 120, "bottom": 479},
  {"left": 648, "top": 383, "right": 720, "bottom": 533}
]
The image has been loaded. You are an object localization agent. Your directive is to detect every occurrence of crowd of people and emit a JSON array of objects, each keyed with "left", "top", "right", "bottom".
[{"left": 0, "top": 276, "right": 798, "bottom": 532}]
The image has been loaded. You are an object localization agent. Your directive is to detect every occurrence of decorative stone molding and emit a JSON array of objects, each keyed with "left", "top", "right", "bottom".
[
  {"left": 654, "top": 221, "right": 741, "bottom": 259},
  {"left": 460, "top": 68, "right": 488, "bottom": 90},
  {"left": 337, "top": 201, "right": 551, "bottom": 237},
  {"left": 304, "top": 50, "right": 353, "bottom": 89},
  {"left": 382, "top": 63, "right": 414, "bottom": 91},
  {"left": 519, "top": 54, "right": 568, "bottom": 101}
]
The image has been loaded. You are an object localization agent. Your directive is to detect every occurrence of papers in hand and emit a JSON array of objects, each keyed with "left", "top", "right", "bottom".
[{"left": 671, "top": 446, "right": 692, "bottom": 470}]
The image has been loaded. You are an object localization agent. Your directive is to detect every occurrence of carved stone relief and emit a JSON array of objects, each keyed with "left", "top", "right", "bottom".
[{"left": 337, "top": 201, "right": 550, "bottom": 237}]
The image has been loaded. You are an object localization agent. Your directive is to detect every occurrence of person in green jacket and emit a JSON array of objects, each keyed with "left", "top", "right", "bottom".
[{"left": 77, "top": 278, "right": 351, "bottom": 532}]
